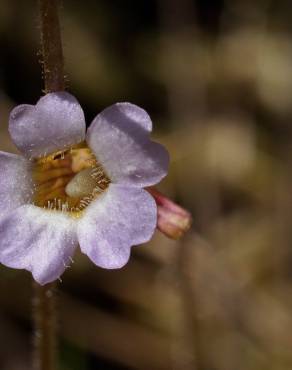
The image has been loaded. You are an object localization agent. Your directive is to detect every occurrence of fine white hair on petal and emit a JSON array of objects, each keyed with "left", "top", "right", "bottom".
[
  {"left": 0, "top": 205, "right": 78, "bottom": 285},
  {"left": 77, "top": 183, "right": 157, "bottom": 269},
  {"left": 86, "top": 102, "right": 169, "bottom": 188},
  {"left": 9, "top": 92, "right": 86, "bottom": 159},
  {"left": 0, "top": 151, "right": 33, "bottom": 220}
]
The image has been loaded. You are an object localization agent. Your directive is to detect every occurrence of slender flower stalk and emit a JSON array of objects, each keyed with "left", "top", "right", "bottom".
[
  {"left": 39, "top": 0, "right": 65, "bottom": 93},
  {"left": 33, "top": 282, "right": 57, "bottom": 370},
  {"left": 34, "top": 0, "right": 64, "bottom": 369}
]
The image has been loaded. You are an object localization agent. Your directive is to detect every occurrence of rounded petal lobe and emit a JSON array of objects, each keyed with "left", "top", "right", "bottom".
[
  {"left": 78, "top": 184, "right": 157, "bottom": 269},
  {"left": 9, "top": 92, "right": 86, "bottom": 159},
  {"left": 0, "top": 151, "right": 33, "bottom": 219},
  {"left": 86, "top": 103, "right": 169, "bottom": 187},
  {"left": 0, "top": 205, "right": 78, "bottom": 285}
]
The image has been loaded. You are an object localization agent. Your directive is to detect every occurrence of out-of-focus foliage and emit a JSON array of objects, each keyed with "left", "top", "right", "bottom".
[{"left": 1, "top": 0, "right": 292, "bottom": 369}]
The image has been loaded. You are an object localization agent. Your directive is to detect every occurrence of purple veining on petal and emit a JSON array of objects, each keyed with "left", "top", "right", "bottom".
[
  {"left": 9, "top": 92, "right": 86, "bottom": 159},
  {"left": 78, "top": 183, "right": 157, "bottom": 269},
  {"left": 86, "top": 102, "right": 169, "bottom": 188},
  {"left": 0, "top": 205, "right": 78, "bottom": 285}
]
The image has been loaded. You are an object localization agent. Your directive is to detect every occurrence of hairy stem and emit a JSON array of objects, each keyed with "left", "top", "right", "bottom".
[
  {"left": 39, "top": 0, "right": 65, "bottom": 92},
  {"left": 33, "top": 283, "right": 57, "bottom": 370},
  {"left": 34, "top": 1, "right": 65, "bottom": 369}
]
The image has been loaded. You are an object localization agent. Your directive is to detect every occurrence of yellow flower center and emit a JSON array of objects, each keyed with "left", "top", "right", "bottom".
[{"left": 32, "top": 142, "right": 110, "bottom": 217}]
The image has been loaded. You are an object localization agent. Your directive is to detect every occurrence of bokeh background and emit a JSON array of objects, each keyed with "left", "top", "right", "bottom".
[{"left": 1, "top": 0, "right": 292, "bottom": 369}]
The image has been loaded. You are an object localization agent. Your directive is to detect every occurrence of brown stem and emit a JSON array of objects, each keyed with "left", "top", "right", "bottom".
[
  {"left": 39, "top": 0, "right": 65, "bottom": 92},
  {"left": 33, "top": 282, "right": 57, "bottom": 370},
  {"left": 33, "top": 1, "right": 65, "bottom": 369}
]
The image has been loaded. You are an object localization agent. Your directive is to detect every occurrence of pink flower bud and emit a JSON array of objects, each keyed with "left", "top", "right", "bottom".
[{"left": 147, "top": 187, "right": 192, "bottom": 240}]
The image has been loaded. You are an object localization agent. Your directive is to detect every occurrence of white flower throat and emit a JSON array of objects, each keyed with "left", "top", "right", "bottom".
[{"left": 32, "top": 142, "right": 110, "bottom": 216}]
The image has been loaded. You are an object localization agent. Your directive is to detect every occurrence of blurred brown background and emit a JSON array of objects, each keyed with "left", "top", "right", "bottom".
[{"left": 1, "top": 0, "right": 292, "bottom": 369}]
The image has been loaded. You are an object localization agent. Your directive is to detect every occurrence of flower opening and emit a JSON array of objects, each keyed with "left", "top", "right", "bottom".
[{"left": 32, "top": 142, "right": 110, "bottom": 216}]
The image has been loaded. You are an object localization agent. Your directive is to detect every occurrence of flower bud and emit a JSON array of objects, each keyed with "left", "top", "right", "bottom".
[{"left": 147, "top": 187, "right": 192, "bottom": 239}]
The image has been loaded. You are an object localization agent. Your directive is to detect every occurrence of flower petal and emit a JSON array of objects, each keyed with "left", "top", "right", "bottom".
[
  {"left": 9, "top": 92, "right": 86, "bottom": 159},
  {"left": 78, "top": 184, "right": 157, "bottom": 269},
  {"left": 0, "top": 205, "right": 78, "bottom": 285},
  {"left": 86, "top": 103, "right": 169, "bottom": 187},
  {"left": 0, "top": 151, "right": 33, "bottom": 219}
]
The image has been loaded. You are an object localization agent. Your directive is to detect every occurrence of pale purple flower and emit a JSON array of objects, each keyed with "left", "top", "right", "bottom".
[{"left": 0, "top": 92, "right": 169, "bottom": 285}]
